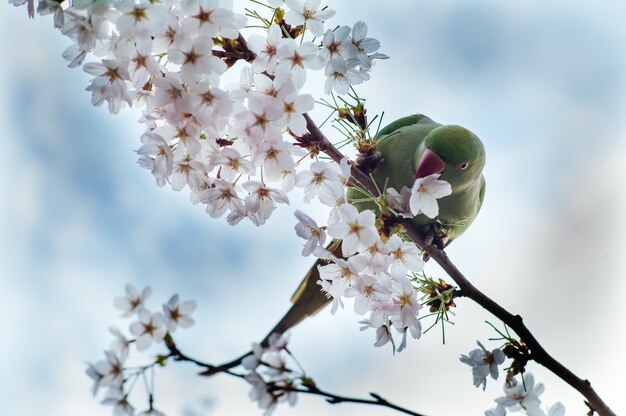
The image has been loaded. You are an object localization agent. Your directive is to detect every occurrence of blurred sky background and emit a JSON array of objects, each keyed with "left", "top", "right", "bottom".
[{"left": 2, "top": 0, "right": 626, "bottom": 415}]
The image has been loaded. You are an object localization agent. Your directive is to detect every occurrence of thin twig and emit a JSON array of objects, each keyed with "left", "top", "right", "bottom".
[
  {"left": 164, "top": 337, "right": 426, "bottom": 416},
  {"left": 275, "top": 385, "right": 427, "bottom": 416}
]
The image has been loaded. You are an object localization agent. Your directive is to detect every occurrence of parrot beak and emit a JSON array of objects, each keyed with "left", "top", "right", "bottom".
[{"left": 415, "top": 148, "right": 445, "bottom": 179}]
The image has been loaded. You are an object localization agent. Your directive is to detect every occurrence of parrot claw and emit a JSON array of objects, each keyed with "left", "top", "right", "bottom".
[
  {"left": 420, "top": 224, "right": 449, "bottom": 261},
  {"left": 420, "top": 224, "right": 436, "bottom": 261}
]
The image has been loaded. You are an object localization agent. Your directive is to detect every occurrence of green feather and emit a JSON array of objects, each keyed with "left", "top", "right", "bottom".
[{"left": 350, "top": 113, "right": 486, "bottom": 246}]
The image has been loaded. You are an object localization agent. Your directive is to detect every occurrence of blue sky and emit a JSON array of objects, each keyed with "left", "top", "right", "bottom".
[{"left": 1, "top": 1, "right": 626, "bottom": 415}]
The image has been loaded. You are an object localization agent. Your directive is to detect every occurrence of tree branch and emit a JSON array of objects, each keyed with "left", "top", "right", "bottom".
[
  {"left": 215, "top": 31, "right": 616, "bottom": 416},
  {"left": 164, "top": 336, "right": 427, "bottom": 416},
  {"left": 303, "top": 111, "right": 616, "bottom": 416}
]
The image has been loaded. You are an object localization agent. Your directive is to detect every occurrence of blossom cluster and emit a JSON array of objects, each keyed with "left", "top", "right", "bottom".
[
  {"left": 485, "top": 373, "right": 565, "bottom": 416},
  {"left": 86, "top": 285, "right": 196, "bottom": 415},
  {"left": 11, "top": 0, "right": 387, "bottom": 228},
  {"left": 242, "top": 333, "right": 301, "bottom": 415}
]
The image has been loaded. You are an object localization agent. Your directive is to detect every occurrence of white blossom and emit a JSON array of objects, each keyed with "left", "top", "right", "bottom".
[
  {"left": 162, "top": 294, "right": 197, "bottom": 332},
  {"left": 326, "top": 204, "right": 377, "bottom": 256},
  {"left": 284, "top": 0, "right": 335, "bottom": 37},
  {"left": 294, "top": 210, "right": 326, "bottom": 256},
  {"left": 129, "top": 309, "right": 166, "bottom": 351},
  {"left": 113, "top": 284, "right": 151, "bottom": 317},
  {"left": 460, "top": 341, "right": 506, "bottom": 390},
  {"left": 409, "top": 173, "right": 452, "bottom": 218}
]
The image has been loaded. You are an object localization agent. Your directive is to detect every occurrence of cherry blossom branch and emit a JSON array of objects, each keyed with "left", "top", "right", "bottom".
[
  {"left": 303, "top": 112, "right": 616, "bottom": 416},
  {"left": 275, "top": 386, "right": 427, "bottom": 416},
  {"left": 163, "top": 336, "right": 426, "bottom": 416}
]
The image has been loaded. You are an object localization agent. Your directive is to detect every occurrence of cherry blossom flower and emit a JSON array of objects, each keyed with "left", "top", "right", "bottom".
[
  {"left": 168, "top": 36, "right": 226, "bottom": 83},
  {"left": 113, "top": 284, "right": 151, "bottom": 317},
  {"left": 345, "top": 274, "right": 391, "bottom": 315},
  {"left": 129, "top": 309, "right": 166, "bottom": 351},
  {"left": 386, "top": 186, "right": 413, "bottom": 218},
  {"left": 171, "top": 155, "right": 207, "bottom": 191},
  {"left": 294, "top": 210, "right": 326, "bottom": 256},
  {"left": 386, "top": 234, "right": 423, "bottom": 278},
  {"left": 460, "top": 341, "right": 506, "bottom": 390},
  {"left": 101, "top": 387, "right": 134, "bottom": 416},
  {"left": 276, "top": 41, "right": 325, "bottom": 88},
  {"left": 318, "top": 257, "right": 360, "bottom": 312},
  {"left": 136, "top": 132, "right": 174, "bottom": 187},
  {"left": 199, "top": 179, "right": 244, "bottom": 219},
  {"left": 252, "top": 141, "right": 296, "bottom": 182},
  {"left": 83, "top": 58, "right": 133, "bottom": 114},
  {"left": 242, "top": 181, "right": 290, "bottom": 226},
  {"left": 494, "top": 373, "right": 545, "bottom": 416},
  {"left": 326, "top": 204, "right": 377, "bottom": 256},
  {"left": 162, "top": 294, "right": 197, "bottom": 332},
  {"left": 409, "top": 173, "right": 452, "bottom": 218},
  {"left": 248, "top": 24, "right": 283, "bottom": 74},
  {"left": 109, "top": 327, "right": 130, "bottom": 361},
  {"left": 320, "top": 26, "right": 354, "bottom": 62},
  {"left": 284, "top": 0, "right": 335, "bottom": 37},
  {"left": 180, "top": 0, "right": 245, "bottom": 39}
]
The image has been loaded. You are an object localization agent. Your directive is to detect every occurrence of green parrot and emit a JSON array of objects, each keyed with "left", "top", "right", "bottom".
[
  {"left": 211, "top": 114, "right": 486, "bottom": 370},
  {"left": 262, "top": 113, "right": 486, "bottom": 342}
]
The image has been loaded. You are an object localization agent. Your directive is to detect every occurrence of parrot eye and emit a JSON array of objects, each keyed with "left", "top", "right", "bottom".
[{"left": 457, "top": 162, "right": 469, "bottom": 171}]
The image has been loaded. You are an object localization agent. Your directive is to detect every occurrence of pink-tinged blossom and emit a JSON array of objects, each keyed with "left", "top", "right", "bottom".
[
  {"left": 409, "top": 173, "right": 452, "bottom": 218},
  {"left": 113, "top": 284, "right": 151, "bottom": 317},
  {"left": 129, "top": 309, "right": 166, "bottom": 351},
  {"left": 294, "top": 210, "right": 326, "bottom": 256},
  {"left": 284, "top": 0, "right": 336, "bottom": 37},
  {"left": 326, "top": 204, "right": 377, "bottom": 256},
  {"left": 162, "top": 294, "right": 197, "bottom": 332}
]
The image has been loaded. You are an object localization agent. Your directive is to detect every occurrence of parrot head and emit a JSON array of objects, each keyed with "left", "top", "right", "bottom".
[{"left": 414, "top": 125, "right": 485, "bottom": 193}]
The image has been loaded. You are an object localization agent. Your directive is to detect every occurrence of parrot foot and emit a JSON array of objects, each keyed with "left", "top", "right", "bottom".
[{"left": 420, "top": 224, "right": 449, "bottom": 261}]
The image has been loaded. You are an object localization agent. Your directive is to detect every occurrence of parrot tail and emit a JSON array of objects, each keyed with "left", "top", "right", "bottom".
[{"left": 200, "top": 242, "right": 341, "bottom": 376}]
